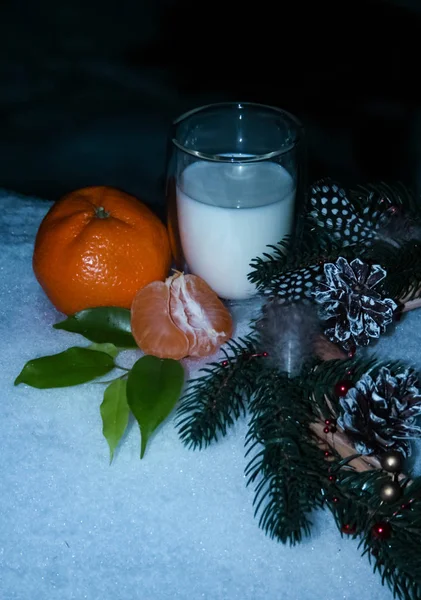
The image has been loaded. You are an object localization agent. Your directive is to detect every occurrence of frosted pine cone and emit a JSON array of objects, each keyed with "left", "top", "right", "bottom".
[
  {"left": 313, "top": 257, "right": 397, "bottom": 350},
  {"left": 337, "top": 367, "right": 421, "bottom": 457}
]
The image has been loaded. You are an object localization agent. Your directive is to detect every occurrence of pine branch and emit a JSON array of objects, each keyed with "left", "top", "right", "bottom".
[
  {"left": 248, "top": 225, "right": 347, "bottom": 301},
  {"left": 176, "top": 337, "right": 261, "bottom": 449},
  {"left": 245, "top": 371, "right": 327, "bottom": 544},
  {"left": 375, "top": 240, "right": 421, "bottom": 303},
  {"left": 327, "top": 470, "right": 390, "bottom": 532},
  {"left": 362, "top": 523, "right": 421, "bottom": 600},
  {"left": 365, "top": 477, "right": 421, "bottom": 600},
  {"left": 346, "top": 184, "right": 421, "bottom": 303},
  {"left": 303, "top": 357, "right": 377, "bottom": 419},
  {"left": 290, "top": 222, "right": 347, "bottom": 267},
  {"left": 327, "top": 471, "right": 421, "bottom": 600},
  {"left": 247, "top": 238, "right": 291, "bottom": 290},
  {"left": 350, "top": 181, "right": 420, "bottom": 218}
]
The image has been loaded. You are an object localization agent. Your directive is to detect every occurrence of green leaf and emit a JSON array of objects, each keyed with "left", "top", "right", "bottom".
[
  {"left": 100, "top": 378, "right": 129, "bottom": 463},
  {"left": 127, "top": 355, "right": 184, "bottom": 458},
  {"left": 14, "top": 347, "right": 115, "bottom": 389},
  {"left": 88, "top": 342, "right": 119, "bottom": 359},
  {"left": 53, "top": 307, "right": 137, "bottom": 347}
]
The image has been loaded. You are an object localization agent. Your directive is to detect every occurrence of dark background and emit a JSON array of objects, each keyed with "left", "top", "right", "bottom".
[{"left": 1, "top": 0, "right": 421, "bottom": 216}]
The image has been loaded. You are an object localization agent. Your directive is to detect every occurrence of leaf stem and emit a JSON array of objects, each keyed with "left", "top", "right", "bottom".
[
  {"left": 115, "top": 364, "right": 131, "bottom": 372},
  {"left": 93, "top": 375, "right": 127, "bottom": 385}
]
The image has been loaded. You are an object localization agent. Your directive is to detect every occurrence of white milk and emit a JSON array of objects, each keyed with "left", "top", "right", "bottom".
[{"left": 176, "top": 160, "right": 296, "bottom": 300}]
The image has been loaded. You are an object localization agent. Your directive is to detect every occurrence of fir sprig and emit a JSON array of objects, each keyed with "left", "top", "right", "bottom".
[
  {"left": 365, "top": 478, "right": 421, "bottom": 600},
  {"left": 176, "top": 337, "right": 261, "bottom": 449},
  {"left": 350, "top": 181, "right": 420, "bottom": 219},
  {"left": 245, "top": 371, "right": 327, "bottom": 544},
  {"left": 328, "top": 469, "right": 393, "bottom": 524},
  {"left": 330, "top": 472, "right": 421, "bottom": 600},
  {"left": 248, "top": 224, "right": 352, "bottom": 300},
  {"left": 247, "top": 238, "right": 291, "bottom": 291},
  {"left": 362, "top": 239, "right": 421, "bottom": 302}
]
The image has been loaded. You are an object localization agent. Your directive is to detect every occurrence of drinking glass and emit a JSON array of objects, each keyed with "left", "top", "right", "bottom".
[{"left": 166, "top": 102, "right": 305, "bottom": 301}]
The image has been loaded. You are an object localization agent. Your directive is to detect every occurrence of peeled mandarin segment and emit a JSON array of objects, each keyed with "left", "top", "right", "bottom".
[
  {"left": 169, "top": 273, "right": 233, "bottom": 357},
  {"left": 131, "top": 281, "right": 190, "bottom": 360}
]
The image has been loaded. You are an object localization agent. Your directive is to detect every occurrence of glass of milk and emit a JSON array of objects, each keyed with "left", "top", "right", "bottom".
[{"left": 166, "top": 102, "right": 305, "bottom": 301}]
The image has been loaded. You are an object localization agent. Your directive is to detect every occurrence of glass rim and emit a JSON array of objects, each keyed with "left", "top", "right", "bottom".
[{"left": 172, "top": 101, "right": 304, "bottom": 163}]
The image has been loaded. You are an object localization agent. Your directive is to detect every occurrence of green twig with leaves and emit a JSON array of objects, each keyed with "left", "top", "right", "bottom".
[{"left": 15, "top": 307, "right": 185, "bottom": 461}]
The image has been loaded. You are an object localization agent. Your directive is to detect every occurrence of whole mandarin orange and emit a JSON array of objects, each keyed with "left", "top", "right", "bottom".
[{"left": 33, "top": 186, "right": 172, "bottom": 315}]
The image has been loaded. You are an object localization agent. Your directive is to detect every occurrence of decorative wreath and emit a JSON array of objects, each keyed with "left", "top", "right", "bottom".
[
  {"left": 177, "top": 180, "right": 421, "bottom": 600},
  {"left": 16, "top": 179, "right": 421, "bottom": 599}
]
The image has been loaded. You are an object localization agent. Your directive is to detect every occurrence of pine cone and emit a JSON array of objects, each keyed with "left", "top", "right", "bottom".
[
  {"left": 337, "top": 367, "right": 421, "bottom": 457},
  {"left": 313, "top": 257, "right": 397, "bottom": 350}
]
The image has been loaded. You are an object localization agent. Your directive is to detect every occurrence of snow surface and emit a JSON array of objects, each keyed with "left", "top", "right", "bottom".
[{"left": 2, "top": 190, "right": 421, "bottom": 600}]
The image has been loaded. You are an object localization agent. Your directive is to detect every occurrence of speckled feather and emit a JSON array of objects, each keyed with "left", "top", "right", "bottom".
[
  {"left": 309, "top": 180, "right": 379, "bottom": 247},
  {"left": 264, "top": 180, "right": 400, "bottom": 304},
  {"left": 262, "top": 264, "right": 323, "bottom": 301}
]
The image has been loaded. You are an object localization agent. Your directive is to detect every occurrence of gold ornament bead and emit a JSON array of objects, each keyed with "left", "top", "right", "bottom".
[
  {"left": 379, "top": 481, "right": 402, "bottom": 503},
  {"left": 380, "top": 450, "right": 404, "bottom": 473}
]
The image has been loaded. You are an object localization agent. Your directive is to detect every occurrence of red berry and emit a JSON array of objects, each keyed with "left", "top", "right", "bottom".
[
  {"left": 371, "top": 521, "right": 392, "bottom": 540},
  {"left": 334, "top": 380, "right": 353, "bottom": 397},
  {"left": 341, "top": 523, "right": 357, "bottom": 535}
]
